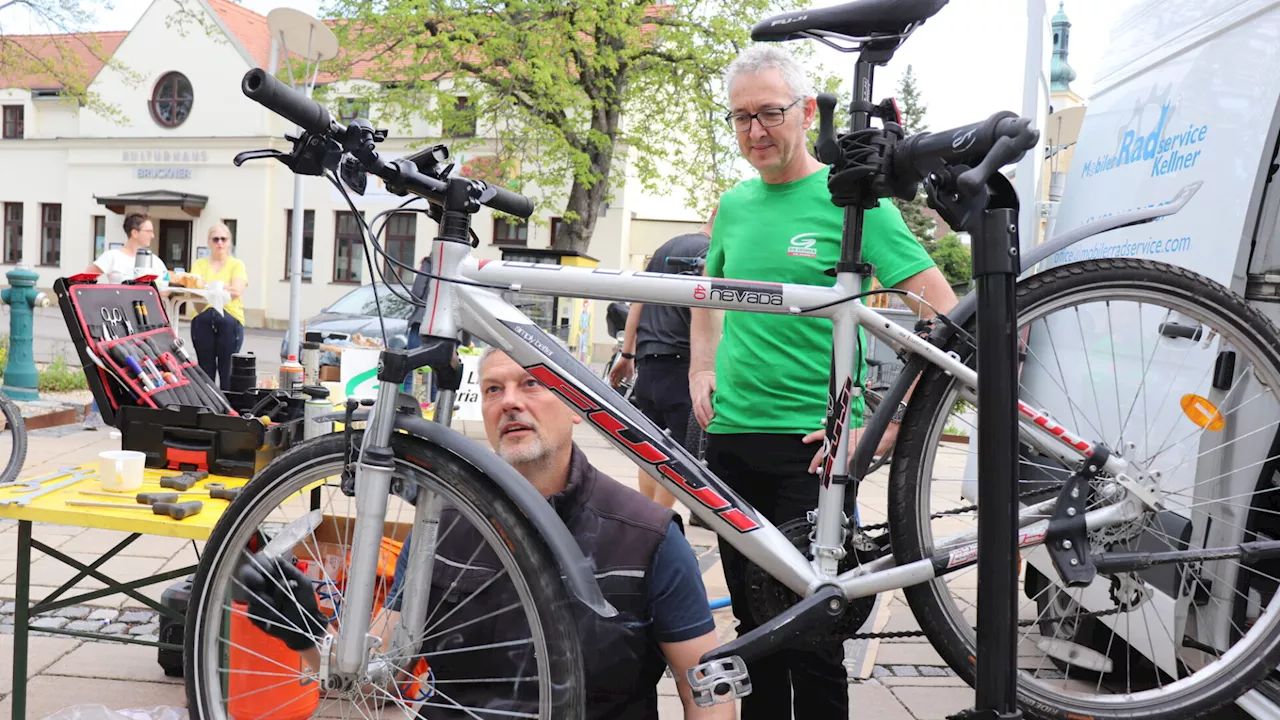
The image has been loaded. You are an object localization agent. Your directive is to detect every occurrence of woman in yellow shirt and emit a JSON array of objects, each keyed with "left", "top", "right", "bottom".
[{"left": 189, "top": 223, "right": 249, "bottom": 389}]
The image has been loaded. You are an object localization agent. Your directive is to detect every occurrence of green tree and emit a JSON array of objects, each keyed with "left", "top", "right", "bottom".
[
  {"left": 930, "top": 232, "right": 971, "bottom": 287},
  {"left": 0, "top": 0, "right": 146, "bottom": 122},
  {"left": 323, "top": 0, "right": 819, "bottom": 253},
  {"left": 890, "top": 65, "right": 937, "bottom": 247}
]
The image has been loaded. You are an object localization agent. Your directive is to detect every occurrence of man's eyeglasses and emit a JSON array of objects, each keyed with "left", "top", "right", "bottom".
[
  {"left": 726, "top": 99, "right": 801, "bottom": 133},
  {"left": 211, "top": 236, "right": 230, "bottom": 243}
]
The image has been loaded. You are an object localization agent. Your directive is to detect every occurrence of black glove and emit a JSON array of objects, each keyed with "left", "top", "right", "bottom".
[{"left": 238, "top": 552, "right": 327, "bottom": 651}]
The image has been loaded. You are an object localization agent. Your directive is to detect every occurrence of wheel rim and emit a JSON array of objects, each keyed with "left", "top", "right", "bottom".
[
  {"left": 909, "top": 280, "right": 1280, "bottom": 710},
  {"left": 192, "top": 452, "right": 557, "bottom": 719}
]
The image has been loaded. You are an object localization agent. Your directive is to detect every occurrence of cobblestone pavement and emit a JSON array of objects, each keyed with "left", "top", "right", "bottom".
[{"left": 0, "top": 424, "right": 979, "bottom": 719}]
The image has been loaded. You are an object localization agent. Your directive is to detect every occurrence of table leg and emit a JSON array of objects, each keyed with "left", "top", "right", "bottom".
[{"left": 13, "top": 520, "right": 31, "bottom": 720}]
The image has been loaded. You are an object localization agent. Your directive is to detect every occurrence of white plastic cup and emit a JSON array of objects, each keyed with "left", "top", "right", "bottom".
[{"left": 98, "top": 450, "right": 145, "bottom": 492}]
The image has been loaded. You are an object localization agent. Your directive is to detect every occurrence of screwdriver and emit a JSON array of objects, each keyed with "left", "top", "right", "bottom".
[
  {"left": 79, "top": 484, "right": 239, "bottom": 503},
  {"left": 65, "top": 499, "right": 204, "bottom": 520},
  {"left": 142, "top": 471, "right": 209, "bottom": 491}
]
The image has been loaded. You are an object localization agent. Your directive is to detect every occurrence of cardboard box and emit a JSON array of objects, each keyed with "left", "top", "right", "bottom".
[{"left": 319, "top": 365, "right": 340, "bottom": 383}]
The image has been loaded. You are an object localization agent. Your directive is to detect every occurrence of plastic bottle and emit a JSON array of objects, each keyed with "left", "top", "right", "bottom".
[{"left": 279, "top": 354, "right": 304, "bottom": 394}]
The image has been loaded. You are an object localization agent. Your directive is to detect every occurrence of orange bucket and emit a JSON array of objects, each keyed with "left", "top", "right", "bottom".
[{"left": 228, "top": 600, "right": 320, "bottom": 720}]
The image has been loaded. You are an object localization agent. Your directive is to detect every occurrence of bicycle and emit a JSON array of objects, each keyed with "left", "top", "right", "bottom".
[{"left": 185, "top": 3, "right": 1280, "bottom": 719}]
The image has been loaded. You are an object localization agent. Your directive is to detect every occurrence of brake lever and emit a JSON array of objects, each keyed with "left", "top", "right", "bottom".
[
  {"left": 232, "top": 149, "right": 286, "bottom": 166},
  {"left": 956, "top": 121, "right": 1039, "bottom": 197}
]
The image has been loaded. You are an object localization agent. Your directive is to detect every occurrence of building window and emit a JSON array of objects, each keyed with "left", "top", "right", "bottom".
[
  {"left": 3, "top": 203, "right": 21, "bottom": 264},
  {"left": 337, "top": 98, "right": 370, "bottom": 124},
  {"left": 493, "top": 217, "right": 527, "bottom": 246},
  {"left": 549, "top": 217, "right": 564, "bottom": 246},
  {"left": 333, "top": 211, "right": 365, "bottom": 283},
  {"left": 284, "top": 209, "right": 314, "bottom": 282},
  {"left": 444, "top": 96, "right": 476, "bottom": 137},
  {"left": 92, "top": 215, "right": 106, "bottom": 258},
  {"left": 40, "top": 203, "right": 60, "bottom": 266},
  {"left": 383, "top": 213, "right": 416, "bottom": 279},
  {"left": 222, "top": 218, "right": 237, "bottom": 254},
  {"left": 2, "top": 106, "right": 23, "bottom": 139},
  {"left": 151, "top": 71, "right": 193, "bottom": 128}
]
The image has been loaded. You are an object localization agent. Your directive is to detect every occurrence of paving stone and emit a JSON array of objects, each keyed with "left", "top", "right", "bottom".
[
  {"left": 871, "top": 665, "right": 891, "bottom": 678},
  {"left": 0, "top": 634, "right": 83, "bottom": 694},
  {"left": 137, "top": 633, "right": 160, "bottom": 643},
  {"left": 0, "top": 675, "right": 186, "bottom": 719},
  {"left": 30, "top": 616, "right": 68, "bottom": 630},
  {"left": 100, "top": 622, "right": 129, "bottom": 635},
  {"left": 891, "top": 664, "right": 919, "bottom": 677},
  {"left": 847, "top": 682, "right": 915, "bottom": 720},
  {"left": 920, "top": 665, "right": 950, "bottom": 677},
  {"left": 0, "top": 601, "right": 14, "bottom": 613},
  {"left": 65, "top": 619, "right": 105, "bottom": 632},
  {"left": 46, "top": 641, "right": 179, "bottom": 683},
  {"left": 55, "top": 605, "right": 90, "bottom": 619},
  {"left": 119, "top": 609, "right": 154, "bottom": 624},
  {"left": 889, "top": 686, "right": 974, "bottom": 720},
  {"left": 0, "top": 623, "right": 11, "bottom": 634},
  {"left": 88, "top": 608, "right": 119, "bottom": 621},
  {"left": 129, "top": 622, "right": 160, "bottom": 636}
]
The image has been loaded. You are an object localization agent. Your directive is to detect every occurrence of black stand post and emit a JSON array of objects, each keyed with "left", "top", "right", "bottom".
[{"left": 949, "top": 203, "right": 1024, "bottom": 719}]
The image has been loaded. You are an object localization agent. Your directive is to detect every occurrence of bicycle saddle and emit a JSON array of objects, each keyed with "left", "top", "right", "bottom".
[{"left": 752, "top": 0, "right": 948, "bottom": 42}]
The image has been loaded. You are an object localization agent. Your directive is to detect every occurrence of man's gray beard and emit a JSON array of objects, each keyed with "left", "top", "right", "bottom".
[{"left": 499, "top": 435, "right": 551, "bottom": 466}]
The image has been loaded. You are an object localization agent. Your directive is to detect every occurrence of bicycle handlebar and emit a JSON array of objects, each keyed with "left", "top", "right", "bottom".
[{"left": 240, "top": 69, "right": 535, "bottom": 219}]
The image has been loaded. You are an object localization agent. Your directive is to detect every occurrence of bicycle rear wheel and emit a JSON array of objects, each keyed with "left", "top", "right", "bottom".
[
  {"left": 185, "top": 431, "right": 584, "bottom": 719},
  {"left": 889, "top": 259, "right": 1280, "bottom": 719},
  {"left": 0, "top": 390, "right": 27, "bottom": 484}
]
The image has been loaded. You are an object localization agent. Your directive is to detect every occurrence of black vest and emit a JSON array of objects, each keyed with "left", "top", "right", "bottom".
[{"left": 420, "top": 445, "right": 678, "bottom": 719}]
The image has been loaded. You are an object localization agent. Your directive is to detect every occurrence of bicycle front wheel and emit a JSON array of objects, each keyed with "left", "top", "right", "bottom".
[
  {"left": 185, "top": 431, "right": 585, "bottom": 719},
  {"left": 889, "top": 259, "right": 1280, "bottom": 719}
]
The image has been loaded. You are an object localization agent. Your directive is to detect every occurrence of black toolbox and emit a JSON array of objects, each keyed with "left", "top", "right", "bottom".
[{"left": 55, "top": 275, "right": 302, "bottom": 478}]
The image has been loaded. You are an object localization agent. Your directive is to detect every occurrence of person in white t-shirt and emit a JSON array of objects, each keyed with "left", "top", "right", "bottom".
[{"left": 87, "top": 213, "right": 170, "bottom": 290}]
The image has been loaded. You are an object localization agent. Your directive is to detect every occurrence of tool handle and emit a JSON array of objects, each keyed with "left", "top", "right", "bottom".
[
  {"left": 160, "top": 475, "right": 199, "bottom": 491},
  {"left": 138, "top": 491, "right": 180, "bottom": 504},
  {"left": 153, "top": 500, "right": 202, "bottom": 520},
  {"left": 208, "top": 485, "right": 240, "bottom": 501}
]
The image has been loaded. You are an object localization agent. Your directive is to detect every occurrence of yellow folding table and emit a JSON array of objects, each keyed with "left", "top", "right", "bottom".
[{"left": 0, "top": 464, "right": 252, "bottom": 720}]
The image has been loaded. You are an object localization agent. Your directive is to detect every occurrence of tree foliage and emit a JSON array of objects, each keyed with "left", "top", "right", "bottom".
[
  {"left": 322, "top": 0, "right": 819, "bottom": 253},
  {"left": 890, "top": 64, "right": 936, "bottom": 246},
  {"left": 0, "top": 0, "right": 145, "bottom": 122},
  {"left": 930, "top": 232, "right": 971, "bottom": 288}
]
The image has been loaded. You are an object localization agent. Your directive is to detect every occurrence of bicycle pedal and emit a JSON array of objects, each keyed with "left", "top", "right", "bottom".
[{"left": 687, "top": 655, "right": 751, "bottom": 707}]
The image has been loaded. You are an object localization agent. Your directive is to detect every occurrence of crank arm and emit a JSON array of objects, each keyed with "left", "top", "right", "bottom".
[{"left": 1093, "top": 539, "right": 1280, "bottom": 574}]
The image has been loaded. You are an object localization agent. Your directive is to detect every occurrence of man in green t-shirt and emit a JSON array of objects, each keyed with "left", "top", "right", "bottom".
[{"left": 690, "top": 45, "right": 958, "bottom": 719}]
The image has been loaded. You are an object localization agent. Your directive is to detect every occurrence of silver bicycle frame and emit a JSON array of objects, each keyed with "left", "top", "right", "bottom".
[{"left": 330, "top": 188, "right": 1197, "bottom": 681}]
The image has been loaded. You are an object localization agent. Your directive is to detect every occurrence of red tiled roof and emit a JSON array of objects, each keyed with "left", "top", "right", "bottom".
[
  {"left": 0, "top": 31, "right": 126, "bottom": 90},
  {"left": 207, "top": 0, "right": 272, "bottom": 68}
]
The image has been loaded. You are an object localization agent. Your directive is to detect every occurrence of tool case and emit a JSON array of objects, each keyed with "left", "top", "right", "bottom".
[{"left": 55, "top": 275, "right": 303, "bottom": 478}]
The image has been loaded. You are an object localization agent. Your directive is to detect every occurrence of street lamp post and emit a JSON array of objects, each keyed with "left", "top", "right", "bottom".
[{"left": 266, "top": 8, "right": 338, "bottom": 361}]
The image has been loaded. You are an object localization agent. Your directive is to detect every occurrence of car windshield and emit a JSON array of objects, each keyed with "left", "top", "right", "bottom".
[{"left": 325, "top": 284, "right": 415, "bottom": 320}]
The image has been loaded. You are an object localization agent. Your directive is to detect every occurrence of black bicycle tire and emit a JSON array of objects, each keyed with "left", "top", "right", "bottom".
[
  {"left": 0, "top": 390, "right": 27, "bottom": 485},
  {"left": 888, "top": 258, "right": 1280, "bottom": 719},
  {"left": 184, "top": 431, "right": 586, "bottom": 719}
]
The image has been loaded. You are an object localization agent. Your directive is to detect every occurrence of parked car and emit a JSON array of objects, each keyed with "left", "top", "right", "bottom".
[{"left": 280, "top": 283, "right": 415, "bottom": 359}]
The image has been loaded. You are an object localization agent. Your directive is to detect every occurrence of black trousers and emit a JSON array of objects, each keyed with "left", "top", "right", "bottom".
[
  {"left": 633, "top": 355, "right": 693, "bottom": 452},
  {"left": 191, "top": 308, "right": 244, "bottom": 391},
  {"left": 705, "top": 432, "right": 849, "bottom": 719}
]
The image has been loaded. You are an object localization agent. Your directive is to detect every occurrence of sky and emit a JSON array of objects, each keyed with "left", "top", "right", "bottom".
[{"left": 7, "top": 0, "right": 1136, "bottom": 131}]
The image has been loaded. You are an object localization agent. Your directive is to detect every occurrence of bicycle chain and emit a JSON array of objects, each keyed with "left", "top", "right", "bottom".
[
  {"left": 847, "top": 602, "right": 1127, "bottom": 641},
  {"left": 857, "top": 482, "right": 1064, "bottom": 534}
]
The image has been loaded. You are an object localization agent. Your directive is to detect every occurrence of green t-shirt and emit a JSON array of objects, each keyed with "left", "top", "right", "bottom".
[{"left": 705, "top": 167, "right": 935, "bottom": 435}]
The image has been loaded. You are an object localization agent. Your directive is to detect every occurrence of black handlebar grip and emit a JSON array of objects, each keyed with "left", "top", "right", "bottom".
[
  {"left": 241, "top": 69, "right": 333, "bottom": 135},
  {"left": 479, "top": 182, "right": 535, "bottom": 219}
]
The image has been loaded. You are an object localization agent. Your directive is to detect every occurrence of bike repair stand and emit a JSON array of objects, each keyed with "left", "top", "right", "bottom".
[{"left": 940, "top": 174, "right": 1025, "bottom": 720}]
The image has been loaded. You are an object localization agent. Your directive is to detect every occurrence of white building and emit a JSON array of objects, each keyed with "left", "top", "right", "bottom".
[{"left": 0, "top": 0, "right": 704, "bottom": 356}]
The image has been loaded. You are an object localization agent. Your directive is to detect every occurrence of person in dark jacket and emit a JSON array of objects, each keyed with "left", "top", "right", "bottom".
[{"left": 376, "top": 348, "right": 731, "bottom": 718}]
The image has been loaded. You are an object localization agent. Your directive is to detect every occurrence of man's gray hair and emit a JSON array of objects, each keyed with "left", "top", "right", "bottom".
[{"left": 724, "top": 44, "right": 815, "bottom": 101}]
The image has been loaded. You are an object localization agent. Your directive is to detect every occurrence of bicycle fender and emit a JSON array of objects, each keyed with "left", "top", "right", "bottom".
[{"left": 318, "top": 408, "right": 618, "bottom": 619}]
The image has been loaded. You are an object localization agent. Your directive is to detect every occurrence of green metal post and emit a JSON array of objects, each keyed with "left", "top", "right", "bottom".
[{"left": 2, "top": 265, "right": 47, "bottom": 401}]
